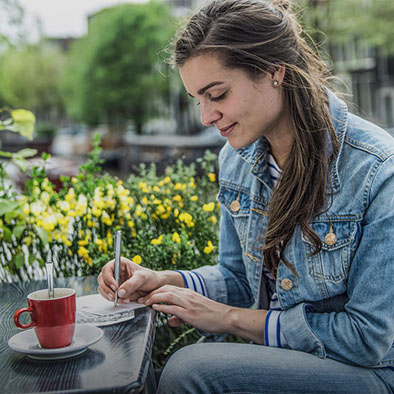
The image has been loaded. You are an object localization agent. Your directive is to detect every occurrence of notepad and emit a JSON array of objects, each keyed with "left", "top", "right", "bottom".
[{"left": 76, "top": 293, "right": 146, "bottom": 326}]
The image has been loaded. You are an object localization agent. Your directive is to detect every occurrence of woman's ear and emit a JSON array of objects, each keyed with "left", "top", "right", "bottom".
[{"left": 271, "top": 65, "right": 286, "bottom": 85}]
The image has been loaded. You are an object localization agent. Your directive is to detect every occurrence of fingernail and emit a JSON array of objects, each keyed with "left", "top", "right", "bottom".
[
  {"left": 118, "top": 289, "right": 126, "bottom": 298},
  {"left": 123, "top": 298, "right": 130, "bottom": 304},
  {"left": 110, "top": 285, "right": 116, "bottom": 291},
  {"left": 107, "top": 293, "right": 113, "bottom": 301},
  {"left": 138, "top": 297, "right": 144, "bottom": 304}
]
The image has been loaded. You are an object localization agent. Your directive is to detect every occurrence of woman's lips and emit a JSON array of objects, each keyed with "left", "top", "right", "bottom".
[{"left": 219, "top": 122, "right": 237, "bottom": 137}]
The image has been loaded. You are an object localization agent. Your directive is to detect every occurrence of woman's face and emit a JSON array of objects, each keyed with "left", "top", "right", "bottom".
[{"left": 179, "top": 54, "right": 293, "bottom": 150}]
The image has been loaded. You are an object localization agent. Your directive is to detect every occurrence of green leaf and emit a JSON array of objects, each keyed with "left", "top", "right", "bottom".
[
  {"left": 28, "top": 254, "right": 36, "bottom": 265},
  {"left": 0, "top": 199, "right": 20, "bottom": 216},
  {"left": 34, "top": 225, "right": 49, "bottom": 245},
  {"left": 0, "top": 150, "right": 13, "bottom": 158},
  {"left": 5, "top": 208, "right": 22, "bottom": 221},
  {"left": 12, "top": 252, "right": 25, "bottom": 269},
  {"left": 13, "top": 225, "right": 25, "bottom": 238},
  {"left": 12, "top": 157, "right": 29, "bottom": 172},
  {"left": 14, "top": 148, "right": 37, "bottom": 158},
  {"left": 10, "top": 109, "right": 36, "bottom": 140},
  {"left": 1, "top": 225, "right": 12, "bottom": 241}
]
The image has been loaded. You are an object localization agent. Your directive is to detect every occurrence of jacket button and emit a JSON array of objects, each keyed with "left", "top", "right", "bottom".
[
  {"left": 230, "top": 200, "right": 240, "bottom": 212},
  {"left": 280, "top": 278, "right": 293, "bottom": 291},
  {"left": 324, "top": 232, "right": 337, "bottom": 246}
]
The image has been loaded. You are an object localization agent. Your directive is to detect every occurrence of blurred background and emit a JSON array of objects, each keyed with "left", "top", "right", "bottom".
[{"left": 1, "top": 0, "right": 394, "bottom": 182}]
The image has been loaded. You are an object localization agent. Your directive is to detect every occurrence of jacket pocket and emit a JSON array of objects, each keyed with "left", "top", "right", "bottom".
[
  {"left": 217, "top": 183, "right": 250, "bottom": 247},
  {"left": 302, "top": 219, "right": 357, "bottom": 282}
]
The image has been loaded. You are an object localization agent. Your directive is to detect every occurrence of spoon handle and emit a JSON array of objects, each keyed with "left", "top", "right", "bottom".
[{"left": 46, "top": 262, "right": 55, "bottom": 299}]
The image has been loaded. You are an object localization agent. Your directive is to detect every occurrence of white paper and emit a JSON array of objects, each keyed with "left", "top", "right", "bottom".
[{"left": 76, "top": 294, "right": 146, "bottom": 326}]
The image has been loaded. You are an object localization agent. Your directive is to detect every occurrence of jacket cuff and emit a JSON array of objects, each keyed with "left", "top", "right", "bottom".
[{"left": 280, "top": 302, "right": 326, "bottom": 358}]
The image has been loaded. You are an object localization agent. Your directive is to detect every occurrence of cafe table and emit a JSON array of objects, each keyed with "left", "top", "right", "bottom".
[{"left": 0, "top": 276, "right": 157, "bottom": 393}]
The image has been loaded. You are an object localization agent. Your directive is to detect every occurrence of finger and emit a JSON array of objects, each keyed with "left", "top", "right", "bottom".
[
  {"left": 117, "top": 270, "right": 147, "bottom": 299},
  {"left": 100, "top": 259, "right": 118, "bottom": 291},
  {"left": 142, "top": 292, "right": 177, "bottom": 307},
  {"left": 97, "top": 284, "right": 114, "bottom": 302},
  {"left": 97, "top": 271, "right": 116, "bottom": 298},
  {"left": 152, "top": 303, "right": 185, "bottom": 319},
  {"left": 143, "top": 286, "right": 189, "bottom": 306},
  {"left": 168, "top": 315, "right": 184, "bottom": 327}
]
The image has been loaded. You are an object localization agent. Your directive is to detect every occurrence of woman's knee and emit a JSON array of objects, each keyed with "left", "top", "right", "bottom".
[{"left": 157, "top": 343, "right": 220, "bottom": 394}]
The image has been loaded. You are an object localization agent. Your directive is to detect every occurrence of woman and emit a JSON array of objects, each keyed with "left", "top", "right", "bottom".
[{"left": 98, "top": 0, "right": 394, "bottom": 392}]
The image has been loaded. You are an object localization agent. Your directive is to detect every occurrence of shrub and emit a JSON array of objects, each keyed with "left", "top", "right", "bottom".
[{"left": 0, "top": 133, "right": 220, "bottom": 367}]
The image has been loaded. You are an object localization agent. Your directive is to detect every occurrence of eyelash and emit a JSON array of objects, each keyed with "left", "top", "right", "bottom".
[
  {"left": 211, "top": 91, "right": 228, "bottom": 102},
  {"left": 196, "top": 91, "right": 228, "bottom": 106}
]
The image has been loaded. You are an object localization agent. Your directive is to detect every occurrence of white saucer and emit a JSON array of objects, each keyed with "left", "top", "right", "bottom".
[{"left": 8, "top": 324, "right": 104, "bottom": 360}]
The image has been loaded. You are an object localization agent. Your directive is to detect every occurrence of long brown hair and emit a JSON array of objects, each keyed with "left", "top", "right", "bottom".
[{"left": 172, "top": 0, "right": 339, "bottom": 278}]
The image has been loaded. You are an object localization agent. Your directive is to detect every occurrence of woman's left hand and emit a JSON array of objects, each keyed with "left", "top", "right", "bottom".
[{"left": 138, "top": 285, "right": 232, "bottom": 333}]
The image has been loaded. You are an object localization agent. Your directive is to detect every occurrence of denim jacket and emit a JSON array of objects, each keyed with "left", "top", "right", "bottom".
[{"left": 194, "top": 90, "right": 394, "bottom": 368}]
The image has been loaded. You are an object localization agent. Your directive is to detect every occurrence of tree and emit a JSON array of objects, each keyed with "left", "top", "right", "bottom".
[
  {"left": 0, "top": 0, "right": 25, "bottom": 49},
  {"left": 297, "top": 0, "right": 394, "bottom": 56},
  {"left": 0, "top": 44, "right": 66, "bottom": 124},
  {"left": 61, "top": 1, "right": 174, "bottom": 135}
]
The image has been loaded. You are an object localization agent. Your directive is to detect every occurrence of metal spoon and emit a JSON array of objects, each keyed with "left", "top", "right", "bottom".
[{"left": 46, "top": 262, "right": 54, "bottom": 299}]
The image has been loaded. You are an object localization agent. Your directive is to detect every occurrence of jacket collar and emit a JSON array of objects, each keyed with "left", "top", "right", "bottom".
[{"left": 235, "top": 89, "right": 348, "bottom": 193}]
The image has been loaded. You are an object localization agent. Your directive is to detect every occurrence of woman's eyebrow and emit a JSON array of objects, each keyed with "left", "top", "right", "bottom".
[{"left": 188, "top": 81, "right": 225, "bottom": 98}]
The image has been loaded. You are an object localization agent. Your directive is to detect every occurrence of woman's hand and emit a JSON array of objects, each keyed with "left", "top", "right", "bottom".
[
  {"left": 97, "top": 257, "right": 165, "bottom": 304},
  {"left": 139, "top": 285, "right": 232, "bottom": 332},
  {"left": 140, "top": 285, "right": 268, "bottom": 343}
]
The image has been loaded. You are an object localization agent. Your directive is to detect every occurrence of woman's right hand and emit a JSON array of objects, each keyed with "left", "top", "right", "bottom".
[{"left": 97, "top": 257, "right": 164, "bottom": 304}]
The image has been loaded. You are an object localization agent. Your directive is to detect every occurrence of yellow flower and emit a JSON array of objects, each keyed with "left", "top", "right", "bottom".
[
  {"left": 132, "top": 255, "right": 142, "bottom": 265},
  {"left": 30, "top": 201, "right": 43, "bottom": 216},
  {"left": 128, "top": 220, "right": 135, "bottom": 228},
  {"left": 78, "top": 246, "right": 89, "bottom": 258},
  {"left": 141, "top": 196, "right": 150, "bottom": 205},
  {"left": 65, "top": 187, "right": 76, "bottom": 202},
  {"left": 40, "top": 191, "right": 50, "bottom": 205},
  {"left": 22, "top": 203, "right": 30, "bottom": 215},
  {"left": 179, "top": 212, "right": 194, "bottom": 227},
  {"left": 163, "top": 176, "right": 171, "bottom": 184},
  {"left": 151, "top": 235, "right": 163, "bottom": 245},
  {"left": 135, "top": 204, "right": 144, "bottom": 217},
  {"left": 107, "top": 230, "right": 113, "bottom": 247},
  {"left": 191, "top": 195, "right": 198, "bottom": 202},
  {"left": 58, "top": 200, "right": 70, "bottom": 213},
  {"left": 92, "top": 207, "right": 102, "bottom": 217},
  {"left": 173, "top": 195, "right": 182, "bottom": 202},
  {"left": 203, "top": 202, "right": 215, "bottom": 212},
  {"left": 203, "top": 240, "right": 215, "bottom": 254},
  {"left": 209, "top": 215, "right": 217, "bottom": 224},
  {"left": 153, "top": 186, "right": 160, "bottom": 192},
  {"left": 77, "top": 246, "right": 93, "bottom": 266},
  {"left": 208, "top": 173, "right": 216, "bottom": 182},
  {"left": 41, "top": 214, "right": 56, "bottom": 232},
  {"left": 102, "top": 210, "right": 112, "bottom": 226},
  {"left": 172, "top": 232, "right": 181, "bottom": 244}
]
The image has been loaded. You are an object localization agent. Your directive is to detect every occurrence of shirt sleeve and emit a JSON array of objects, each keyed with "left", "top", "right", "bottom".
[
  {"left": 175, "top": 270, "right": 207, "bottom": 297},
  {"left": 264, "top": 310, "right": 289, "bottom": 348}
]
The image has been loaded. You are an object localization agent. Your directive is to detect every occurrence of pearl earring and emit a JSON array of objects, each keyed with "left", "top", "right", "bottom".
[{"left": 273, "top": 80, "right": 279, "bottom": 87}]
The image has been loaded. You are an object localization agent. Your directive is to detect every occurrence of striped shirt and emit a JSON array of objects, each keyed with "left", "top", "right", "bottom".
[{"left": 177, "top": 151, "right": 288, "bottom": 348}]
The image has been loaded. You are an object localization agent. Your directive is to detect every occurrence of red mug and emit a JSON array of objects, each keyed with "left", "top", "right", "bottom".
[{"left": 14, "top": 288, "right": 76, "bottom": 349}]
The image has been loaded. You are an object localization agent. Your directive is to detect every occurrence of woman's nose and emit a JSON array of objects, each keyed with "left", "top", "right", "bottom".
[{"left": 200, "top": 102, "right": 222, "bottom": 126}]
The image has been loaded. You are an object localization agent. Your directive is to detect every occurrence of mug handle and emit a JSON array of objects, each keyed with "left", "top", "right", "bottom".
[{"left": 14, "top": 307, "right": 35, "bottom": 329}]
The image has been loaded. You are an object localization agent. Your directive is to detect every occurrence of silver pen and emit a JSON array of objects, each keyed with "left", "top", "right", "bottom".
[{"left": 114, "top": 230, "right": 122, "bottom": 307}]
